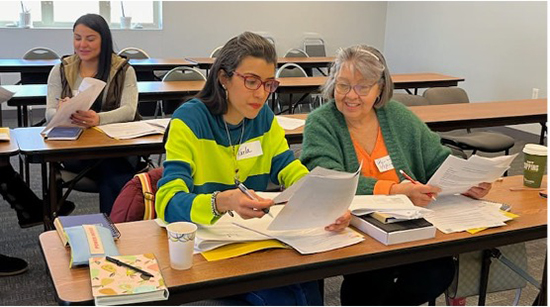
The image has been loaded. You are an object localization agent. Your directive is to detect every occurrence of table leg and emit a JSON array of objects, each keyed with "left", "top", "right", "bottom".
[
  {"left": 41, "top": 162, "right": 52, "bottom": 231},
  {"left": 16, "top": 106, "right": 22, "bottom": 127},
  {"left": 22, "top": 106, "right": 29, "bottom": 127},
  {"left": 478, "top": 249, "right": 492, "bottom": 306},
  {"left": 539, "top": 123, "right": 546, "bottom": 145}
]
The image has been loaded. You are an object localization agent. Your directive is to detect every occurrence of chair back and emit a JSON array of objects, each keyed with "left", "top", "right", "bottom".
[
  {"left": 117, "top": 47, "right": 150, "bottom": 59},
  {"left": 423, "top": 87, "right": 470, "bottom": 105},
  {"left": 284, "top": 48, "right": 309, "bottom": 58},
  {"left": 276, "top": 63, "right": 308, "bottom": 78},
  {"left": 23, "top": 47, "right": 60, "bottom": 60},
  {"left": 162, "top": 66, "right": 206, "bottom": 82},
  {"left": 303, "top": 37, "right": 326, "bottom": 57},
  {"left": 210, "top": 46, "right": 223, "bottom": 58},
  {"left": 392, "top": 93, "right": 430, "bottom": 107}
]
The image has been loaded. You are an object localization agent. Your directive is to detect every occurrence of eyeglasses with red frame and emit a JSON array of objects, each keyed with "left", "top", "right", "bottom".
[{"left": 232, "top": 71, "right": 280, "bottom": 93}]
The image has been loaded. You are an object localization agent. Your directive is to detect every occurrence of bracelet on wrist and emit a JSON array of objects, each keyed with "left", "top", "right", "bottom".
[{"left": 211, "top": 191, "right": 224, "bottom": 217}]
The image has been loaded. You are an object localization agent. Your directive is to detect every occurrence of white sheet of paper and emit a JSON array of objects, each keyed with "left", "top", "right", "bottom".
[
  {"left": 424, "top": 195, "right": 511, "bottom": 234},
  {"left": 275, "top": 116, "right": 305, "bottom": 130},
  {"left": 96, "top": 121, "right": 165, "bottom": 139},
  {"left": 268, "top": 166, "right": 360, "bottom": 231},
  {"left": 427, "top": 154, "right": 517, "bottom": 195},
  {"left": 42, "top": 78, "right": 106, "bottom": 134},
  {"left": 143, "top": 118, "right": 171, "bottom": 129},
  {"left": 0, "top": 86, "right": 14, "bottom": 104},
  {"left": 233, "top": 206, "right": 364, "bottom": 254}
]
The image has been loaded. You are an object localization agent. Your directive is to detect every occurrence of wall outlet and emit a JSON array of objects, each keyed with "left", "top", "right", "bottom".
[{"left": 532, "top": 88, "right": 539, "bottom": 99}]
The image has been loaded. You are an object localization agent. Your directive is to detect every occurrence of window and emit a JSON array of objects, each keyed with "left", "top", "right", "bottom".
[{"left": 0, "top": 1, "right": 162, "bottom": 29}]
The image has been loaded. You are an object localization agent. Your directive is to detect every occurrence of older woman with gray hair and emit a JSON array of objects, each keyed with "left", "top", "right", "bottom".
[{"left": 300, "top": 45, "right": 491, "bottom": 305}]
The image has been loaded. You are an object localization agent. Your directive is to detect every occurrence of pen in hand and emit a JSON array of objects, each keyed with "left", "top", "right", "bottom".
[
  {"left": 399, "top": 170, "right": 437, "bottom": 201},
  {"left": 105, "top": 256, "right": 154, "bottom": 278},
  {"left": 235, "top": 179, "right": 274, "bottom": 218}
]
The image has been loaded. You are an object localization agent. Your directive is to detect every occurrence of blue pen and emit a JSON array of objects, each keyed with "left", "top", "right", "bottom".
[{"left": 235, "top": 179, "right": 274, "bottom": 218}]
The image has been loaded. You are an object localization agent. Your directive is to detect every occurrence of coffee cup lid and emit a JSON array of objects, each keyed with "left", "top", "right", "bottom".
[{"left": 523, "top": 143, "right": 547, "bottom": 156}]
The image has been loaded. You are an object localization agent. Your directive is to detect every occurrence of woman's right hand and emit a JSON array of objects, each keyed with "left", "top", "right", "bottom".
[
  {"left": 215, "top": 189, "right": 274, "bottom": 219},
  {"left": 390, "top": 182, "right": 441, "bottom": 206}
]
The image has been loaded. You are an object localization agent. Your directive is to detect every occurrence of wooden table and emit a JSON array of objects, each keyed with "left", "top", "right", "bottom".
[
  {"left": 0, "top": 131, "right": 19, "bottom": 167},
  {"left": 13, "top": 127, "right": 164, "bottom": 230},
  {"left": 281, "top": 99, "right": 547, "bottom": 145},
  {"left": 38, "top": 175, "right": 547, "bottom": 305}
]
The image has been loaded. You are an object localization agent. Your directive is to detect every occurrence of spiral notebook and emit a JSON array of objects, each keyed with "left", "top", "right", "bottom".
[{"left": 54, "top": 213, "right": 120, "bottom": 246}]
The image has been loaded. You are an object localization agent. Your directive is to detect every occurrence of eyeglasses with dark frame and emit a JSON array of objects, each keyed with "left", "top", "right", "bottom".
[{"left": 232, "top": 71, "right": 280, "bottom": 93}]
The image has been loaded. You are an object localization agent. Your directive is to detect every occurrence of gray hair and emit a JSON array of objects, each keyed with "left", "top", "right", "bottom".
[{"left": 322, "top": 45, "right": 393, "bottom": 108}]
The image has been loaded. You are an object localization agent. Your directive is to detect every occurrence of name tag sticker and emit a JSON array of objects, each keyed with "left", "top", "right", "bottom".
[
  {"left": 237, "top": 141, "right": 263, "bottom": 160},
  {"left": 375, "top": 155, "right": 394, "bottom": 172}
]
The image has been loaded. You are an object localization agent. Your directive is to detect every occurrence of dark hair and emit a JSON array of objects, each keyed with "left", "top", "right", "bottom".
[
  {"left": 197, "top": 32, "right": 277, "bottom": 115},
  {"left": 73, "top": 14, "right": 114, "bottom": 82},
  {"left": 322, "top": 45, "right": 393, "bottom": 108}
]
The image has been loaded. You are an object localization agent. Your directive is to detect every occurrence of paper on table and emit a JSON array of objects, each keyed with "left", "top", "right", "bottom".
[
  {"left": 234, "top": 206, "right": 364, "bottom": 254},
  {"left": 275, "top": 116, "right": 305, "bottom": 130},
  {"left": 42, "top": 78, "right": 106, "bottom": 135},
  {"left": 0, "top": 86, "right": 14, "bottom": 103},
  {"left": 427, "top": 154, "right": 517, "bottom": 195},
  {"left": 96, "top": 121, "right": 165, "bottom": 140},
  {"left": 424, "top": 195, "right": 512, "bottom": 234},
  {"left": 268, "top": 165, "right": 361, "bottom": 231},
  {"left": 143, "top": 118, "right": 171, "bottom": 129}
]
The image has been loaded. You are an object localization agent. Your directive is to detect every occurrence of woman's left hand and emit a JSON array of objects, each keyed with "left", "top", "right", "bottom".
[
  {"left": 463, "top": 182, "right": 492, "bottom": 199},
  {"left": 325, "top": 210, "right": 352, "bottom": 232},
  {"left": 71, "top": 110, "right": 100, "bottom": 127}
]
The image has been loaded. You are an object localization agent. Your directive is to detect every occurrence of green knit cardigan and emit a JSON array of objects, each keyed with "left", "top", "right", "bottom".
[{"left": 300, "top": 100, "right": 451, "bottom": 195}]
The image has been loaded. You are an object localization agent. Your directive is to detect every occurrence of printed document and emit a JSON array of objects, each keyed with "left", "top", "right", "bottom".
[
  {"left": 42, "top": 78, "right": 106, "bottom": 134},
  {"left": 233, "top": 206, "right": 364, "bottom": 254},
  {"left": 96, "top": 118, "right": 169, "bottom": 140},
  {"left": 268, "top": 165, "right": 361, "bottom": 231},
  {"left": 424, "top": 195, "right": 512, "bottom": 234},
  {"left": 348, "top": 194, "right": 431, "bottom": 219},
  {"left": 427, "top": 154, "right": 517, "bottom": 195},
  {"left": 0, "top": 86, "right": 14, "bottom": 103},
  {"left": 275, "top": 116, "right": 305, "bottom": 130}
]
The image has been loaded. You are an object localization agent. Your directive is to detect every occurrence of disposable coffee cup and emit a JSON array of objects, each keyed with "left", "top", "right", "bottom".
[
  {"left": 523, "top": 143, "right": 547, "bottom": 188},
  {"left": 166, "top": 222, "right": 197, "bottom": 270},
  {"left": 120, "top": 16, "right": 132, "bottom": 29}
]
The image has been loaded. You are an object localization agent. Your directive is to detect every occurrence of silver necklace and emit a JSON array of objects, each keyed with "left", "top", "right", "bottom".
[{"left": 223, "top": 119, "right": 246, "bottom": 179}]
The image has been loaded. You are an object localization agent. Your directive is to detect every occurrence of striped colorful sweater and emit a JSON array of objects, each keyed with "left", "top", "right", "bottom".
[{"left": 156, "top": 98, "right": 308, "bottom": 225}]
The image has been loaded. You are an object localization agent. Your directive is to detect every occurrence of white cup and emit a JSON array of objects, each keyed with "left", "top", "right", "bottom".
[
  {"left": 166, "top": 222, "right": 197, "bottom": 270},
  {"left": 120, "top": 16, "right": 132, "bottom": 29},
  {"left": 19, "top": 12, "right": 31, "bottom": 28}
]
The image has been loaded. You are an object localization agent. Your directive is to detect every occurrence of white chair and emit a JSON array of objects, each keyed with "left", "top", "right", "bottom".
[
  {"left": 284, "top": 48, "right": 308, "bottom": 58},
  {"left": 209, "top": 46, "right": 223, "bottom": 58},
  {"left": 23, "top": 47, "right": 60, "bottom": 60},
  {"left": 117, "top": 47, "right": 150, "bottom": 59},
  {"left": 275, "top": 63, "right": 315, "bottom": 114},
  {"left": 161, "top": 66, "right": 206, "bottom": 115}
]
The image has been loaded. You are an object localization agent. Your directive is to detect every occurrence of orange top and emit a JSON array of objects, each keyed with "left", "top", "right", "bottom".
[{"left": 351, "top": 127, "right": 400, "bottom": 194}]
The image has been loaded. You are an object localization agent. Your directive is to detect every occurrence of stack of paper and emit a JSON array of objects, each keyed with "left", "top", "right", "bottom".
[
  {"left": 275, "top": 116, "right": 305, "bottom": 130},
  {"left": 427, "top": 154, "right": 517, "bottom": 195},
  {"left": 232, "top": 206, "right": 364, "bottom": 254},
  {"left": 96, "top": 119, "right": 168, "bottom": 140},
  {"left": 348, "top": 194, "right": 431, "bottom": 222},
  {"left": 424, "top": 195, "right": 513, "bottom": 234},
  {"left": 0, "top": 86, "right": 14, "bottom": 103}
]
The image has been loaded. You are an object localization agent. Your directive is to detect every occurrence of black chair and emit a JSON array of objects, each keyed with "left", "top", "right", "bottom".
[{"left": 422, "top": 88, "right": 515, "bottom": 157}]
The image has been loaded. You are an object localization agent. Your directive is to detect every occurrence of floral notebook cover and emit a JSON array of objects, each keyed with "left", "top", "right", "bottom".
[{"left": 89, "top": 253, "right": 169, "bottom": 305}]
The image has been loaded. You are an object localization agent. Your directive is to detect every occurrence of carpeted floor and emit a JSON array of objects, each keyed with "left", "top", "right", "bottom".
[{"left": 0, "top": 121, "right": 546, "bottom": 305}]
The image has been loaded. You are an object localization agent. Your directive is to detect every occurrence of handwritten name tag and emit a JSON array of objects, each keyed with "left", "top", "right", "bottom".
[
  {"left": 237, "top": 140, "right": 263, "bottom": 160},
  {"left": 375, "top": 155, "right": 394, "bottom": 173}
]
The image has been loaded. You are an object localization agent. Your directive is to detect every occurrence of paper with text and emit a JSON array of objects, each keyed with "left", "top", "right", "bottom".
[
  {"left": 427, "top": 154, "right": 517, "bottom": 195},
  {"left": 42, "top": 78, "right": 106, "bottom": 134},
  {"left": 424, "top": 195, "right": 512, "bottom": 233},
  {"left": 268, "top": 165, "right": 361, "bottom": 231},
  {"left": 96, "top": 120, "right": 166, "bottom": 140}
]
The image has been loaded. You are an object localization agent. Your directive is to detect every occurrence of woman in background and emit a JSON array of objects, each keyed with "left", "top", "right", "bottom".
[{"left": 47, "top": 13, "right": 141, "bottom": 214}]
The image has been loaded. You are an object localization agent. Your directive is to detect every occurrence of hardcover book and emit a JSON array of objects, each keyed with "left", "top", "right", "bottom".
[
  {"left": 45, "top": 126, "right": 84, "bottom": 141},
  {"left": 351, "top": 214, "right": 435, "bottom": 245},
  {"left": 54, "top": 213, "right": 120, "bottom": 246},
  {"left": 89, "top": 253, "right": 169, "bottom": 305}
]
